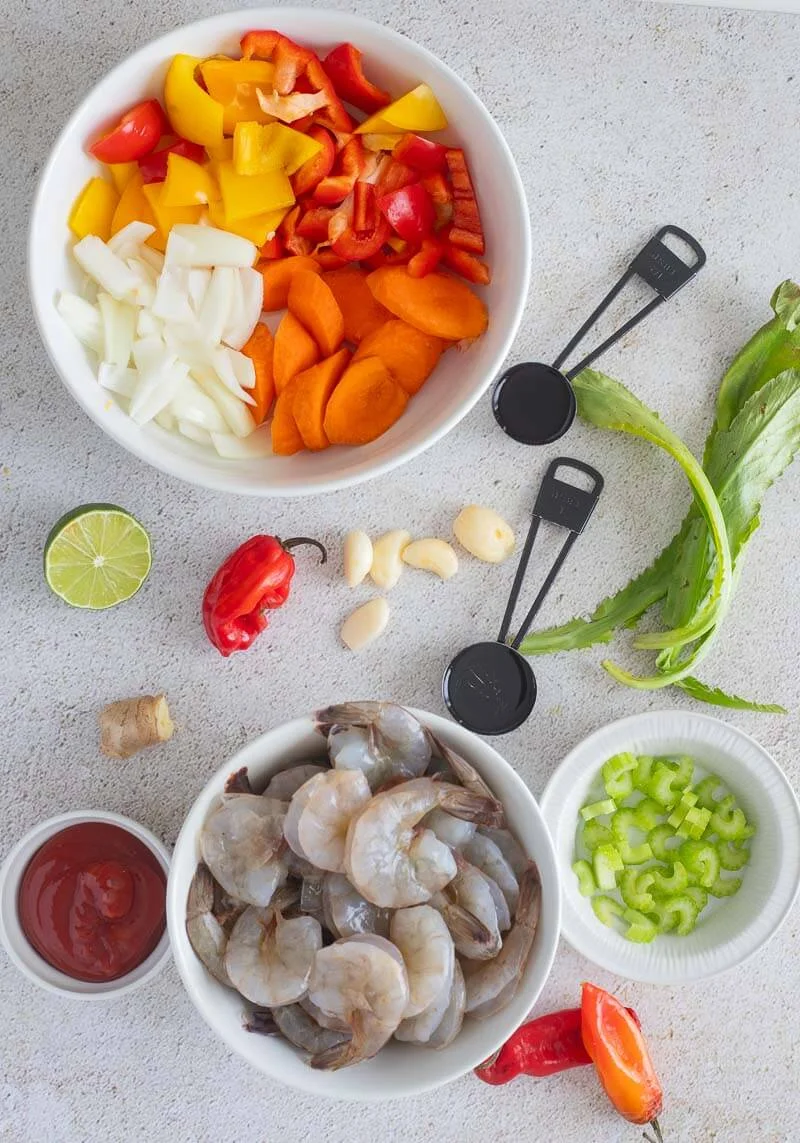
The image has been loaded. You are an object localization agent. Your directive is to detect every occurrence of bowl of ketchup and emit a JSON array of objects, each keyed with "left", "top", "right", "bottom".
[{"left": 0, "top": 810, "right": 170, "bottom": 998}]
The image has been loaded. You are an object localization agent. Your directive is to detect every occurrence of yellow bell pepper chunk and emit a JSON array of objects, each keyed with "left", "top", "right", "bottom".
[
  {"left": 233, "top": 122, "right": 323, "bottom": 177},
  {"left": 107, "top": 162, "right": 138, "bottom": 193},
  {"left": 200, "top": 58, "right": 276, "bottom": 134},
  {"left": 110, "top": 171, "right": 164, "bottom": 251},
  {"left": 207, "top": 198, "right": 288, "bottom": 245},
  {"left": 142, "top": 181, "right": 203, "bottom": 243},
  {"left": 355, "top": 84, "right": 447, "bottom": 134},
  {"left": 217, "top": 160, "right": 295, "bottom": 222},
  {"left": 162, "top": 153, "right": 218, "bottom": 208},
  {"left": 69, "top": 177, "right": 119, "bottom": 241},
  {"left": 164, "top": 54, "right": 224, "bottom": 147},
  {"left": 362, "top": 133, "right": 403, "bottom": 153},
  {"left": 206, "top": 137, "right": 234, "bottom": 163}
]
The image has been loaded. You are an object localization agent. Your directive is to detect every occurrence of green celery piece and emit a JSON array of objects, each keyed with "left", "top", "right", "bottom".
[
  {"left": 632, "top": 755, "right": 658, "bottom": 792},
  {"left": 694, "top": 775, "right": 727, "bottom": 811},
  {"left": 652, "top": 893, "right": 701, "bottom": 936},
  {"left": 611, "top": 809, "right": 653, "bottom": 864},
  {"left": 678, "top": 806, "right": 712, "bottom": 840},
  {"left": 648, "top": 759, "right": 693, "bottom": 808},
  {"left": 667, "top": 791, "right": 698, "bottom": 829},
  {"left": 632, "top": 796, "right": 663, "bottom": 831},
  {"left": 572, "top": 859, "right": 597, "bottom": 897},
  {"left": 709, "top": 875, "right": 743, "bottom": 898},
  {"left": 676, "top": 677, "right": 787, "bottom": 714},
  {"left": 709, "top": 795, "right": 754, "bottom": 841},
  {"left": 649, "top": 824, "right": 681, "bottom": 862},
  {"left": 581, "top": 820, "right": 613, "bottom": 851},
  {"left": 623, "top": 907, "right": 658, "bottom": 944},
  {"left": 619, "top": 868, "right": 656, "bottom": 913},
  {"left": 592, "top": 895, "right": 624, "bottom": 929},
  {"left": 684, "top": 885, "right": 709, "bottom": 913},
  {"left": 602, "top": 752, "right": 638, "bottom": 801},
  {"left": 593, "top": 844, "right": 624, "bottom": 891},
  {"left": 581, "top": 798, "right": 617, "bottom": 822},
  {"left": 650, "top": 860, "right": 689, "bottom": 896},
  {"left": 718, "top": 840, "right": 751, "bottom": 871},
  {"left": 679, "top": 841, "right": 721, "bottom": 889}
]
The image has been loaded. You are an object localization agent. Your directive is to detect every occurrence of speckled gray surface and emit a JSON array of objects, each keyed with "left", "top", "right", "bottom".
[{"left": 2, "top": 0, "right": 800, "bottom": 1139}]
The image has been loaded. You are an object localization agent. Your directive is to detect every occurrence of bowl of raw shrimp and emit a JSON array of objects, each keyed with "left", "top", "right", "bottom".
[{"left": 167, "top": 702, "right": 560, "bottom": 1100}]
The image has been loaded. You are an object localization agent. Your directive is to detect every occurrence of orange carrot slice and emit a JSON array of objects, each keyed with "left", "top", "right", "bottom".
[
  {"left": 270, "top": 380, "right": 305, "bottom": 456},
  {"left": 366, "top": 267, "right": 488, "bottom": 340},
  {"left": 353, "top": 319, "right": 443, "bottom": 396},
  {"left": 260, "top": 255, "right": 321, "bottom": 311},
  {"left": 323, "top": 357, "right": 409, "bottom": 446},
  {"left": 322, "top": 267, "right": 392, "bottom": 343},
  {"left": 240, "top": 322, "right": 275, "bottom": 424},
  {"left": 287, "top": 270, "right": 345, "bottom": 357},
  {"left": 273, "top": 311, "right": 320, "bottom": 394},
  {"left": 292, "top": 348, "right": 353, "bottom": 451}
]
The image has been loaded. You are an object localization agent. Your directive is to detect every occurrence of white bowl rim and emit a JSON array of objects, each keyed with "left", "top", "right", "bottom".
[
  {"left": 540, "top": 709, "right": 800, "bottom": 985},
  {"left": 28, "top": 7, "right": 532, "bottom": 498},
  {"left": 0, "top": 809, "right": 171, "bottom": 999},
  {"left": 166, "top": 708, "right": 561, "bottom": 1100}
]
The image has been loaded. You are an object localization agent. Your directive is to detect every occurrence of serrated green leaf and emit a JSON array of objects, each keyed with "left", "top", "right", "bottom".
[{"left": 677, "top": 676, "right": 787, "bottom": 714}]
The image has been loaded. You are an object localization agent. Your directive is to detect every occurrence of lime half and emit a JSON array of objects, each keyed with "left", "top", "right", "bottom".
[{"left": 44, "top": 504, "right": 152, "bottom": 609}]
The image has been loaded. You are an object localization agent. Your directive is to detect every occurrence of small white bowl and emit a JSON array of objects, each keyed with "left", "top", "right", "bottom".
[
  {"left": 29, "top": 8, "right": 530, "bottom": 498},
  {"left": 167, "top": 709, "right": 560, "bottom": 1100},
  {"left": 0, "top": 810, "right": 171, "bottom": 999},
  {"left": 541, "top": 710, "right": 800, "bottom": 985}
]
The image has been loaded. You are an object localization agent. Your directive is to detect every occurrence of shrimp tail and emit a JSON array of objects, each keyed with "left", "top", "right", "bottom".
[
  {"left": 187, "top": 862, "right": 216, "bottom": 918},
  {"left": 439, "top": 902, "right": 501, "bottom": 960},
  {"left": 309, "top": 1011, "right": 368, "bottom": 1070},
  {"left": 438, "top": 784, "right": 505, "bottom": 830},
  {"left": 426, "top": 733, "right": 507, "bottom": 825},
  {"left": 314, "top": 702, "right": 380, "bottom": 735},
  {"left": 224, "top": 766, "right": 253, "bottom": 794}
]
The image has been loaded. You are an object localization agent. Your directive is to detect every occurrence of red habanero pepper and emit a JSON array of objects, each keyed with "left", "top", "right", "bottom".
[
  {"left": 202, "top": 535, "right": 327, "bottom": 656},
  {"left": 474, "top": 1006, "right": 641, "bottom": 1086},
  {"left": 323, "top": 43, "right": 392, "bottom": 115},
  {"left": 138, "top": 137, "right": 207, "bottom": 184}
]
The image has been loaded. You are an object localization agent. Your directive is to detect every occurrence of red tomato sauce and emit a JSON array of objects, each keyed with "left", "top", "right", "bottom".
[{"left": 18, "top": 822, "right": 166, "bottom": 982}]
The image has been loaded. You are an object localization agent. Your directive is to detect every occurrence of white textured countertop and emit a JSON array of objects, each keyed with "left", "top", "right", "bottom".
[{"left": 3, "top": 0, "right": 800, "bottom": 1139}]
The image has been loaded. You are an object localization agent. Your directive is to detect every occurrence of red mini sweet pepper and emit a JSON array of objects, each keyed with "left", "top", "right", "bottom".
[
  {"left": 202, "top": 534, "right": 327, "bottom": 656},
  {"left": 322, "top": 43, "right": 391, "bottom": 115}
]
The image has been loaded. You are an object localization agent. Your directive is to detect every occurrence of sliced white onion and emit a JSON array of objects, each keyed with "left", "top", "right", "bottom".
[
  {"left": 57, "top": 292, "right": 102, "bottom": 354},
  {"left": 137, "top": 246, "right": 165, "bottom": 274},
  {"left": 132, "top": 336, "right": 169, "bottom": 376},
  {"left": 192, "top": 367, "right": 256, "bottom": 438},
  {"left": 165, "top": 225, "right": 256, "bottom": 269},
  {"left": 257, "top": 88, "right": 328, "bottom": 123},
  {"left": 178, "top": 420, "right": 213, "bottom": 445},
  {"left": 187, "top": 268, "right": 212, "bottom": 315},
  {"left": 97, "top": 293, "right": 137, "bottom": 367},
  {"left": 197, "top": 266, "right": 234, "bottom": 345},
  {"left": 210, "top": 346, "right": 256, "bottom": 406},
  {"left": 211, "top": 425, "right": 273, "bottom": 458},
  {"left": 130, "top": 358, "right": 189, "bottom": 426},
  {"left": 170, "top": 376, "right": 228, "bottom": 432},
  {"left": 151, "top": 267, "right": 195, "bottom": 324},
  {"left": 219, "top": 269, "right": 244, "bottom": 348},
  {"left": 155, "top": 408, "right": 177, "bottom": 432},
  {"left": 227, "top": 348, "right": 256, "bottom": 390},
  {"left": 108, "top": 222, "right": 156, "bottom": 260},
  {"left": 73, "top": 235, "right": 139, "bottom": 301},
  {"left": 222, "top": 266, "right": 263, "bottom": 350},
  {"left": 136, "top": 309, "right": 163, "bottom": 339},
  {"left": 98, "top": 362, "right": 138, "bottom": 398}
]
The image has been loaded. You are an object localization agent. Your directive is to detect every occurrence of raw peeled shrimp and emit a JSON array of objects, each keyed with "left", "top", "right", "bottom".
[
  {"left": 390, "top": 906, "right": 455, "bottom": 1018},
  {"left": 265, "top": 763, "right": 327, "bottom": 802},
  {"left": 345, "top": 777, "right": 504, "bottom": 908},
  {"left": 306, "top": 936, "right": 410, "bottom": 1069},
  {"left": 482, "top": 872, "right": 511, "bottom": 932},
  {"left": 185, "top": 862, "right": 235, "bottom": 987},
  {"left": 480, "top": 826, "right": 529, "bottom": 879},
  {"left": 284, "top": 769, "right": 371, "bottom": 872},
  {"left": 432, "top": 858, "right": 503, "bottom": 960},
  {"left": 427, "top": 960, "right": 466, "bottom": 1050},
  {"left": 463, "top": 834, "right": 520, "bottom": 913},
  {"left": 316, "top": 701, "right": 431, "bottom": 790},
  {"left": 270, "top": 1002, "right": 351, "bottom": 1055},
  {"left": 463, "top": 864, "right": 541, "bottom": 1019},
  {"left": 225, "top": 903, "right": 322, "bottom": 1007},
  {"left": 323, "top": 873, "right": 389, "bottom": 939},
  {"left": 200, "top": 794, "right": 288, "bottom": 906},
  {"left": 424, "top": 808, "right": 476, "bottom": 849}
]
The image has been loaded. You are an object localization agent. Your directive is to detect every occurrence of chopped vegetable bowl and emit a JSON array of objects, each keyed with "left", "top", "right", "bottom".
[
  {"left": 30, "top": 9, "right": 530, "bottom": 497},
  {"left": 541, "top": 711, "right": 800, "bottom": 985}
]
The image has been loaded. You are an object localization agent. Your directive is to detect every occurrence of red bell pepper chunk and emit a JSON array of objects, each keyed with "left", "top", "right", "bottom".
[
  {"left": 353, "top": 181, "right": 379, "bottom": 235},
  {"left": 407, "top": 235, "right": 445, "bottom": 278},
  {"left": 323, "top": 43, "right": 392, "bottom": 115},
  {"left": 441, "top": 244, "right": 491, "bottom": 285},
  {"left": 89, "top": 99, "right": 167, "bottom": 164},
  {"left": 362, "top": 243, "right": 414, "bottom": 270},
  {"left": 241, "top": 29, "right": 353, "bottom": 133},
  {"left": 445, "top": 146, "right": 475, "bottom": 197},
  {"left": 392, "top": 133, "right": 448, "bottom": 173},
  {"left": 421, "top": 171, "right": 452, "bottom": 205},
  {"left": 377, "top": 183, "right": 435, "bottom": 245},
  {"left": 312, "top": 248, "right": 349, "bottom": 271},
  {"left": 313, "top": 136, "right": 370, "bottom": 205},
  {"left": 330, "top": 208, "right": 391, "bottom": 262},
  {"left": 448, "top": 226, "right": 485, "bottom": 255},
  {"left": 291, "top": 126, "right": 336, "bottom": 198},
  {"left": 279, "top": 205, "right": 314, "bottom": 256},
  {"left": 138, "top": 137, "right": 207, "bottom": 184},
  {"left": 259, "top": 234, "right": 284, "bottom": 260},
  {"left": 296, "top": 205, "right": 337, "bottom": 244},
  {"left": 376, "top": 158, "right": 418, "bottom": 196}
]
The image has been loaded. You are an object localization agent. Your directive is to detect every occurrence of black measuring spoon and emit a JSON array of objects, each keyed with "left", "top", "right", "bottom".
[
  {"left": 493, "top": 225, "right": 706, "bottom": 445},
  {"left": 443, "top": 458, "right": 603, "bottom": 735}
]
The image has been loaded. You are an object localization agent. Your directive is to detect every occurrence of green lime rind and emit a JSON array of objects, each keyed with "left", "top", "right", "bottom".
[{"left": 44, "top": 503, "right": 151, "bottom": 610}]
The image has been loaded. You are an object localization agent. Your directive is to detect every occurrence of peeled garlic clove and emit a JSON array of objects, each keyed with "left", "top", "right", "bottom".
[
  {"left": 453, "top": 505, "right": 515, "bottom": 564},
  {"left": 341, "top": 598, "right": 390, "bottom": 652},
  {"left": 369, "top": 529, "right": 411, "bottom": 590},
  {"left": 402, "top": 538, "right": 458, "bottom": 580},
  {"left": 343, "top": 530, "right": 373, "bottom": 587}
]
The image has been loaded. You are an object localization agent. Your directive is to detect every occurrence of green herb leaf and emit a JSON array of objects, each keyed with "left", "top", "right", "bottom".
[{"left": 676, "top": 676, "right": 787, "bottom": 714}]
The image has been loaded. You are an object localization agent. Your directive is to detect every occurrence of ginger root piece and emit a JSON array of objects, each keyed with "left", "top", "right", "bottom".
[{"left": 99, "top": 694, "right": 174, "bottom": 759}]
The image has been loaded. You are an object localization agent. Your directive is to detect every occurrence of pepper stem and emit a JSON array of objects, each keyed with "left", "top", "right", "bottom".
[
  {"left": 642, "top": 1119, "right": 664, "bottom": 1143},
  {"left": 280, "top": 537, "right": 328, "bottom": 564}
]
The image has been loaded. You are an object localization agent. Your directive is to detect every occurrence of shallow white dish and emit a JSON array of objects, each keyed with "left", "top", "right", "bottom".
[
  {"left": 541, "top": 710, "right": 800, "bottom": 985},
  {"left": 0, "top": 809, "right": 171, "bottom": 999},
  {"left": 29, "top": 8, "right": 530, "bottom": 498},
  {"left": 167, "top": 708, "right": 560, "bottom": 1100}
]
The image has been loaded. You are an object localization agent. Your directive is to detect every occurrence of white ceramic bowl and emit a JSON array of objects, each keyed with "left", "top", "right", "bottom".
[
  {"left": 541, "top": 710, "right": 800, "bottom": 985},
  {"left": 0, "top": 809, "right": 171, "bottom": 998},
  {"left": 29, "top": 9, "right": 530, "bottom": 498},
  {"left": 168, "top": 708, "right": 560, "bottom": 1100}
]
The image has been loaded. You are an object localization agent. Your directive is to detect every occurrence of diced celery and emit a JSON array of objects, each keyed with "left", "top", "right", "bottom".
[
  {"left": 632, "top": 753, "right": 657, "bottom": 791},
  {"left": 620, "top": 868, "right": 656, "bottom": 913},
  {"left": 694, "top": 774, "right": 727, "bottom": 811},
  {"left": 684, "top": 885, "right": 708, "bottom": 913},
  {"left": 592, "top": 895, "right": 624, "bottom": 929},
  {"left": 611, "top": 809, "right": 653, "bottom": 864},
  {"left": 581, "top": 820, "right": 613, "bottom": 851},
  {"left": 648, "top": 763, "right": 682, "bottom": 809},
  {"left": 667, "top": 791, "right": 698, "bottom": 829},
  {"left": 652, "top": 893, "right": 701, "bottom": 936},
  {"left": 709, "top": 875, "right": 742, "bottom": 898},
  {"left": 718, "top": 839, "right": 751, "bottom": 871},
  {"left": 649, "top": 824, "right": 681, "bottom": 861},
  {"left": 572, "top": 859, "right": 597, "bottom": 897},
  {"left": 593, "top": 844, "right": 623, "bottom": 891},
  {"left": 679, "top": 841, "right": 720, "bottom": 889},
  {"left": 581, "top": 798, "right": 617, "bottom": 822},
  {"left": 632, "top": 797, "right": 663, "bottom": 831},
  {"left": 650, "top": 860, "right": 689, "bottom": 895},
  {"left": 678, "top": 806, "right": 712, "bottom": 840},
  {"left": 623, "top": 907, "right": 658, "bottom": 943},
  {"left": 602, "top": 752, "right": 638, "bottom": 801},
  {"left": 709, "top": 795, "right": 755, "bottom": 842}
]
